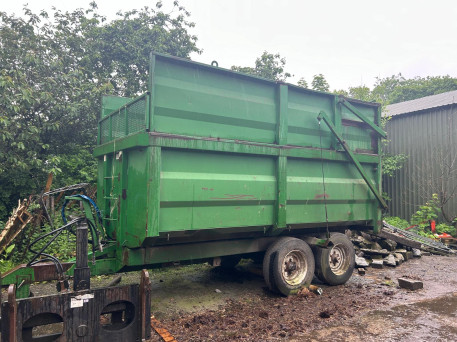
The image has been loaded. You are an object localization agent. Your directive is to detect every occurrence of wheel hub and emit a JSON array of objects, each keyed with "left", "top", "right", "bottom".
[
  {"left": 285, "top": 259, "right": 297, "bottom": 272},
  {"left": 328, "top": 244, "right": 349, "bottom": 275},
  {"left": 281, "top": 250, "right": 307, "bottom": 286}
]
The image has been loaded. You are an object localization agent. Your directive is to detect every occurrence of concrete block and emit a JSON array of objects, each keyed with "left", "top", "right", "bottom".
[
  {"left": 371, "top": 260, "right": 384, "bottom": 269},
  {"left": 398, "top": 278, "right": 423, "bottom": 290},
  {"left": 355, "top": 255, "right": 369, "bottom": 267},
  {"left": 406, "top": 251, "right": 413, "bottom": 260},
  {"left": 383, "top": 254, "right": 396, "bottom": 267}
]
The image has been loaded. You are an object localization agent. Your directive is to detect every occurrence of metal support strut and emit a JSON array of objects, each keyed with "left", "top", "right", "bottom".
[{"left": 317, "top": 110, "right": 388, "bottom": 210}]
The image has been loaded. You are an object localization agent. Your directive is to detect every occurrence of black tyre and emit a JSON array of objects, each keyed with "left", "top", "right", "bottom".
[
  {"left": 220, "top": 255, "right": 242, "bottom": 269},
  {"left": 271, "top": 238, "right": 315, "bottom": 296},
  {"left": 314, "top": 232, "right": 355, "bottom": 285},
  {"left": 262, "top": 237, "right": 295, "bottom": 292}
]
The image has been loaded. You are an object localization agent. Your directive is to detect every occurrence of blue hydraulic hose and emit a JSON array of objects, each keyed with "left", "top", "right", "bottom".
[{"left": 61, "top": 194, "right": 102, "bottom": 224}]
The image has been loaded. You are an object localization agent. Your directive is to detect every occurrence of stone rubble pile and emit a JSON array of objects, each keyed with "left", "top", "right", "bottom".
[{"left": 348, "top": 230, "right": 424, "bottom": 270}]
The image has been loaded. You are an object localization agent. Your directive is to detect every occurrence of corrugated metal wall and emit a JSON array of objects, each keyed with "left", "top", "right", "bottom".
[{"left": 383, "top": 104, "right": 457, "bottom": 221}]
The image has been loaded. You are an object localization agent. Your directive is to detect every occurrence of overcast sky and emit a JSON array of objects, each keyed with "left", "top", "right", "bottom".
[{"left": 3, "top": 0, "right": 457, "bottom": 90}]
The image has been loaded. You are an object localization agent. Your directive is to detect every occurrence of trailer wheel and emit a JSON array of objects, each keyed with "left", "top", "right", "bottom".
[
  {"left": 262, "top": 237, "right": 296, "bottom": 292},
  {"left": 271, "top": 238, "right": 315, "bottom": 296},
  {"left": 314, "top": 233, "right": 355, "bottom": 285}
]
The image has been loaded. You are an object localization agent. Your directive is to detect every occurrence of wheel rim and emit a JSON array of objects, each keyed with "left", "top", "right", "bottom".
[
  {"left": 329, "top": 243, "right": 350, "bottom": 275},
  {"left": 281, "top": 250, "right": 307, "bottom": 286}
]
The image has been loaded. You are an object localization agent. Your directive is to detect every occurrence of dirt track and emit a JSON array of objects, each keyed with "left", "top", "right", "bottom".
[{"left": 143, "top": 255, "right": 457, "bottom": 341}]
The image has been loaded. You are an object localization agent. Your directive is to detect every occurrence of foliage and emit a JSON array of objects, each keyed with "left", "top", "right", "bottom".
[
  {"left": 382, "top": 75, "right": 457, "bottom": 104},
  {"left": 383, "top": 216, "right": 410, "bottom": 229},
  {"left": 435, "top": 223, "right": 456, "bottom": 237},
  {"left": 311, "top": 74, "right": 329, "bottom": 92},
  {"left": 0, "top": 1, "right": 199, "bottom": 220},
  {"left": 11, "top": 223, "right": 76, "bottom": 265},
  {"left": 381, "top": 145, "right": 408, "bottom": 177},
  {"left": 395, "top": 194, "right": 457, "bottom": 238},
  {"left": 297, "top": 77, "right": 308, "bottom": 89},
  {"left": 10, "top": 203, "right": 95, "bottom": 266},
  {"left": 411, "top": 194, "right": 440, "bottom": 225},
  {"left": 347, "top": 73, "right": 457, "bottom": 106},
  {"left": 384, "top": 212, "right": 456, "bottom": 239},
  {"left": 231, "top": 51, "right": 291, "bottom": 81},
  {"left": 379, "top": 115, "right": 408, "bottom": 178},
  {"left": 409, "top": 194, "right": 441, "bottom": 238},
  {"left": 0, "top": 244, "right": 16, "bottom": 273}
]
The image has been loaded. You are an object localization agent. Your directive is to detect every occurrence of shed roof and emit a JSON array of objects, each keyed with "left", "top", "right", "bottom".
[{"left": 384, "top": 90, "right": 457, "bottom": 117}]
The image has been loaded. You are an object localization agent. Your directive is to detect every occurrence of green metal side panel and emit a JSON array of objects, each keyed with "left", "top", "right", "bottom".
[
  {"left": 124, "top": 149, "right": 149, "bottom": 243},
  {"left": 159, "top": 149, "right": 276, "bottom": 231},
  {"left": 341, "top": 100, "right": 379, "bottom": 153},
  {"left": 287, "top": 87, "right": 333, "bottom": 148},
  {"left": 286, "top": 158, "right": 376, "bottom": 224},
  {"left": 151, "top": 55, "right": 277, "bottom": 143}
]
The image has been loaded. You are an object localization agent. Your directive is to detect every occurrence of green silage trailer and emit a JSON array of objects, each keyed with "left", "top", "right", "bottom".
[{"left": 92, "top": 52, "right": 386, "bottom": 295}]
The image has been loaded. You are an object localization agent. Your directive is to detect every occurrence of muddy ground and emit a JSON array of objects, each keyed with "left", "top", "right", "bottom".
[{"left": 16, "top": 254, "right": 457, "bottom": 341}]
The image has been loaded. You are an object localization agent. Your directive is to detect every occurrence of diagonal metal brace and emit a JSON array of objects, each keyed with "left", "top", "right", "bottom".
[
  {"left": 339, "top": 98, "right": 387, "bottom": 138},
  {"left": 317, "top": 111, "right": 388, "bottom": 210}
]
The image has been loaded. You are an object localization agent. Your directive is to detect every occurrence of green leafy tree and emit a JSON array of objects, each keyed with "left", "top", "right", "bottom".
[
  {"left": 311, "top": 74, "right": 329, "bottom": 92},
  {"left": 297, "top": 77, "right": 308, "bottom": 88},
  {"left": 231, "top": 51, "right": 291, "bottom": 81},
  {"left": 0, "top": 1, "right": 199, "bottom": 219},
  {"left": 334, "top": 89, "right": 349, "bottom": 96},
  {"left": 372, "top": 74, "right": 457, "bottom": 105},
  {"left": 371, "top": 74, "right": 405, "bottom": 104},
  {"left": 348, "top": 86, "right": 373, "bottom": 102}
]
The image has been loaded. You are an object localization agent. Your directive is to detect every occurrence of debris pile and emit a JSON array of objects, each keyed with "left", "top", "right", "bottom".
[{"left": 350, "top": 230, "right": 424, "bottom": 270}]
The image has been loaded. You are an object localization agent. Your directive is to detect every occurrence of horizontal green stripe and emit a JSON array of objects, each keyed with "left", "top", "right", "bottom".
[
  {"left": 155, "top": 107, "right": 276, "bottom": 131},
  {"left": 160, "top": 200, "right": 275, "bottom": 208}
]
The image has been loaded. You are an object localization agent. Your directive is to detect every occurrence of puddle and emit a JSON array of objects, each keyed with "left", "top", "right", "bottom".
[
  {"left": 364, "top": 293, "right": 457, "bottom": 341},
  {"left": 297, "top": 293, "right": 457, "bottom": 342}
]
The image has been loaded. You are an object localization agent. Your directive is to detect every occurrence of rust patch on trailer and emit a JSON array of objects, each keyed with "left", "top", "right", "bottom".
[
  {"left": 123, "top": 248, "right": 129, "bottom": 265},
  {"left": 315, "top": 193, "right": 329, "bottom": 199}
]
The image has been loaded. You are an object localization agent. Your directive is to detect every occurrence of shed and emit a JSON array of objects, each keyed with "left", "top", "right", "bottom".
[{"left": 383, "top": 90, "right": 457, "bottom": 222}]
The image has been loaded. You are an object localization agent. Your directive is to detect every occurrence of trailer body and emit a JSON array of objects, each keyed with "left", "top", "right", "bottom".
[{"left": 94, "top": 52, "right": 383, "bottom": 267}]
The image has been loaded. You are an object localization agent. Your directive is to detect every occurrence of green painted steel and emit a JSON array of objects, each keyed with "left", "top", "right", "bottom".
[
  {"left": 317, "top": 111, "right": 387, "bottom": 210},
  {"left": 94, "top": 52, "right": 383, "bottom": 265}
]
